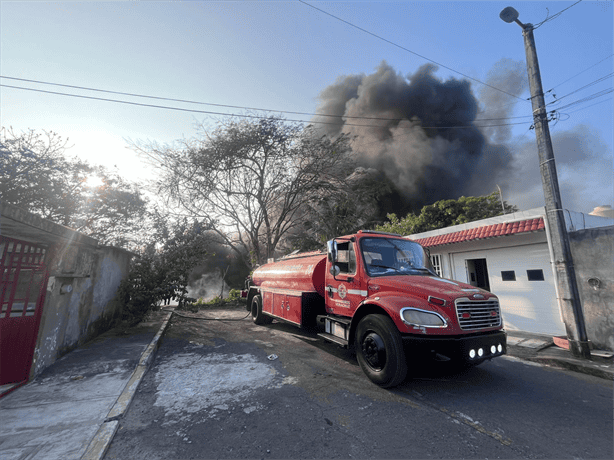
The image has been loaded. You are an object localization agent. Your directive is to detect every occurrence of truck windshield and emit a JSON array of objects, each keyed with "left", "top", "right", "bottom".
[{"left": 360, "top": 237, "right": 436, "bottom": 277}]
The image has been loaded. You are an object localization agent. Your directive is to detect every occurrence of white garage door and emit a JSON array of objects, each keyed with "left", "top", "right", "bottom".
[{"left": 451, "top": 243, "right": 565, "bottom": 336}]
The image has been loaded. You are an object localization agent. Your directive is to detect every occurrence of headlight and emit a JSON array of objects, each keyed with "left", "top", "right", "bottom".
[{"left": 401, "top": 308, "right": 446, "bottom": 327}]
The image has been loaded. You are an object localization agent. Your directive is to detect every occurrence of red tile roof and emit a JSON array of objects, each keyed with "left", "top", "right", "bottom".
[{"left": 412, "top": 217, "right": 545, "bottom": 248}]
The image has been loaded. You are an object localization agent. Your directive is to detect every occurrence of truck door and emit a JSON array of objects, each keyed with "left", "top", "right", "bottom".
[{"left": 327, "top": 241, "right": 365, "bottom": 316}]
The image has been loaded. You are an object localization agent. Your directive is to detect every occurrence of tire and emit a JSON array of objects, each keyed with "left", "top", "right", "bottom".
[
  {"left": 251, "top": 295, "right": 272, "bottom": 325},
  {"left": 355, "top": 314, "right": 408, "bottom": 388}
]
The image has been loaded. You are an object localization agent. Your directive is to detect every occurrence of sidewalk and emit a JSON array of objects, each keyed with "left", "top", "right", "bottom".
[
  {"left": 0, "top": 310, "right": 611, "bottom": 460},
  {"left": 504, "top": 330, "right": 614, "bottom": 381},
  {"left": 0, "top": 309, "right": 173, "bottom": 460}
]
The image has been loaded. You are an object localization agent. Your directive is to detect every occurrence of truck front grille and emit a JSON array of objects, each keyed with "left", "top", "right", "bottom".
[{"left": 455, "top": 298, "right": 501, "bottom": 330}]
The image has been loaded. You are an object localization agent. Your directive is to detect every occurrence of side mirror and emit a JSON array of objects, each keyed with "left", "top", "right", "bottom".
[
  {"left": 327, "top": 240, "right": 337, "bottom": 263},
  {"left": 327, "top": 240, "right": 340, "bottom": 276}
]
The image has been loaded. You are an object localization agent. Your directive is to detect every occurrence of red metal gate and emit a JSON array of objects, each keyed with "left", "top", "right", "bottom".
[{"left": 0, "top": 236, "right": 48, "bottom": 386}]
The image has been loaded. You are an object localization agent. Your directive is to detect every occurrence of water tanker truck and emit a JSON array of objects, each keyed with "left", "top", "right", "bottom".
[{"left": 244, "top": 230, "right": 506, "bottom": 387}]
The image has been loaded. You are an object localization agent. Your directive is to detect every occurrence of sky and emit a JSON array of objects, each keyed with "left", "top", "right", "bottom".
[{"left": 1, "top": 0, "right": 612, "bottom": 215}]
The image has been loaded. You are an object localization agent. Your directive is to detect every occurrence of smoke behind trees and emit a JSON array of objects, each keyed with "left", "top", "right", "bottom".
[
  {"left": 313, "top": 60, "right": 522, "bottom": 215},
  {"left": 186, "top": 231, "right": 250, "bottom": 300},
  {"left": 313, "top": 59, "right": 612, "bottom": 216}
]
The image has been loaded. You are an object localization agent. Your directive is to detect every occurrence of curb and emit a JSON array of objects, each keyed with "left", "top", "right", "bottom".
[
  {"left": 524, "top": 355, "right": 614, "bottom": 381},
  {"left": 81, "top": 309, "right": 174, "bottom": 460}
]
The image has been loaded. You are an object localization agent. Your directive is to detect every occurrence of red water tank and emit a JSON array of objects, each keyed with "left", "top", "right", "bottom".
[{"left": 252, "top": 253, "right": 327, "bottom": 297}]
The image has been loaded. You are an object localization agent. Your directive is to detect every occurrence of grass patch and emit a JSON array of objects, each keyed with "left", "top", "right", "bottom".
[{"left": 177, "top": 289, "right": 246, "bottom": 312}]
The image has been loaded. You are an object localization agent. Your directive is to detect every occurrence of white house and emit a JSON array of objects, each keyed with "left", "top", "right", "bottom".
[{"left": 406, "top": 207, "right": 614, "bottom": 338}]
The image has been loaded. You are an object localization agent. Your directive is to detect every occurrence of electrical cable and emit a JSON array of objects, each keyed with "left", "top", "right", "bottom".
[
  {"left": 548, "top": 54, "right": 614, "bottom": 91},
  {"left": 547, "top": 73, "right": 614, "bottom": 104},
  {"left": 562, "top": 97, "right": 613, "bottom": 115},
  {"left": 297, "top": 0, "right": 527, "bottom": 103},
  {"left": 0, "top": 75, "right": 532, "bottom": 124},
  {"left": 0, "top": 75, "right": 391, "bottom": 122},
  {"left": 554, "top": 88, "right": 613, "bottom": 111},
  {"left": 533, "top": 0, "right": 584, "bottom": 29},
  {"left": 0, "top": 83, "right": 533, "bottom": 130},
  {"left": 161, "top": 306, "right": 251, "bottom": 321}
]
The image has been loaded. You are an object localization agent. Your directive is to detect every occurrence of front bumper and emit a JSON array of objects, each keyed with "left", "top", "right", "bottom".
[{"left": 401, "top": 330, "right": 507, "bottom": 363}]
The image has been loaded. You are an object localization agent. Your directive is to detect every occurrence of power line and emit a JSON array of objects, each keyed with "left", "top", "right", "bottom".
[
  {"left": 297, "top": 0, "right": 528, "bottom": 103},
  {"left": 549, "top": 73, "right": 614, "bottom": 104},
  {"left": 0, "top": 75, "right": 531, "bottom": 124},
  {"left": 554, "top": 88, "right": 613, "bottom": 111},
  {"left": 563, "top": 97, "right": 613, "bottom": 115},
  {"left": 549, "top": 54, "right": 614, "bottom": 91},
  {"left": 533, "top": 0, "right": 584, "bottom": 29},
  {"left": 0, "top": 75, "right": 384, "bottom": 122},
  {"left": 1, "top": 83, "right": 532, "bottom": 130}
]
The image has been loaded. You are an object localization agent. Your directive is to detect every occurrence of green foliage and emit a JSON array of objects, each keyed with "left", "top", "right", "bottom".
[
  {"left": 0, "top": 127, "right": 147, "bottom": 248},
  {"left": 228, "top": 288, "right": 242, "bottom": 300},
  {"left": 375, "top": 192, "right": 518, "bottom": 235},
  {"left": 114, "top": 216, "right": 212, "bottom": 321},
  {"left": 183, "top": 289, "right": 245, "bottom": 311},
  {"left": 113, "top": 248, "right": 162, "bottom": 323}
]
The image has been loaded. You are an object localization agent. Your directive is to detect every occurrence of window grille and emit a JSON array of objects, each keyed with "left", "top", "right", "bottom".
[{"left": 430, "top": 254, "right": 442, "bottom": 276}]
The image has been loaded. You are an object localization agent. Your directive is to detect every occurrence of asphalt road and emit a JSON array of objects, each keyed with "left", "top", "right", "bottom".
[{"left": 105, "top": 305, "right": 613, "bottom": 459}]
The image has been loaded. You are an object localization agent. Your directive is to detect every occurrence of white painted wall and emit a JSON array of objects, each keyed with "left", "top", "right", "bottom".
[
  {"left": 408, "top": 207, "right": 613, "bottom": 337},
  {"left": 429, "top": 232, "right": 566, "bottom": 336}
]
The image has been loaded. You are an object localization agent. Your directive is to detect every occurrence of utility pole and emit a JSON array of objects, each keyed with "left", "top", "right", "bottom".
[
  {"left": 496, "top": 185, "right": 506, "bottom": 214},
  {"left": 500, "top": 7, "right": 591, "bottom": 359}
]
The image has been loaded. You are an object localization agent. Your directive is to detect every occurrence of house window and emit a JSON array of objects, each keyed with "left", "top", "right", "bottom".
[
  {"left": 430, "top": 254, "right": 442, "bottom": 277},
  {"left": 501, "top": 270, "right": 516, "bottom": 281},
  {"left": 527, "top": 269, "right": 545, "bottom": 281}
]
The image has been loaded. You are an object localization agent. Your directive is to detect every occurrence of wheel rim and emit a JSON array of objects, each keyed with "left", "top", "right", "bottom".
[{"left": 362, "top": 332, "right": 386, "bottom": 370}]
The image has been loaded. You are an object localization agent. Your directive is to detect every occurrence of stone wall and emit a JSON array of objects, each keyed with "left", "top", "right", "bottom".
[{"left": 569, "top": 225, "right": 614, "bottom": 351}]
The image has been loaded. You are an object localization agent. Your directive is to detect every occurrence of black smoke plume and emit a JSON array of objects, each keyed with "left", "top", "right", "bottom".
[{"left": 313, "top": 60, "right": 525, "bottom": 216}]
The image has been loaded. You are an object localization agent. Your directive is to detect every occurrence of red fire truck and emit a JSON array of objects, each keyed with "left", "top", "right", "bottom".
[{"left": 245, "top": 230, "right": 506, "bottom": 387}]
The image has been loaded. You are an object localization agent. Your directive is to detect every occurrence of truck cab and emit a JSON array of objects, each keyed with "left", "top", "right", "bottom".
[{"left": 246, "top": 230, "right": 506, "bottom": 387}]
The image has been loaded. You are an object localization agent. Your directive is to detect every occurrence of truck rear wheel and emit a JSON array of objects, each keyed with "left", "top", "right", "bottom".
[
  {"left": 355, "top": 314, "right": 407, "bottom": 388},
  {"left": 251, "top": 295, "right": 272, "bottom": 325}
]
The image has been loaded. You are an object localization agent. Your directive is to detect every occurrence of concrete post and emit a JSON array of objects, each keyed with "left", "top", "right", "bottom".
[{"left": 520, "top": 24, "right": 591, "bottom": 359}]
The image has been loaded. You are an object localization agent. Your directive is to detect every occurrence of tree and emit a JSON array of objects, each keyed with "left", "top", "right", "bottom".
[
  {"left": 375, "top": 191, "right": 518, "bottom": 235},
  {"left": 1, "top": 127, "right": 76, "bottom": 223},
  {"left": 70, "top": 166, "right": 148, "bottom": 247},
  {"left": 0, "top": 127, "right": 148, "bottom": 247},
  {"left": 133, "top": 116, "right": 353, "bottom": 266},
  {"left": 286, "top": 167, "right": 392, "bottom": 252},
  {"left": 114, "top": 215, "right": 214, "bottom": 321}
]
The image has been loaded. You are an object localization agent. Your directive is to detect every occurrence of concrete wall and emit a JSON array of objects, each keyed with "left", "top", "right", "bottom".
[
  {"left": 31, "top": 243, "right": 132, "bottom": 377},
  {"left": 568, "top": 225, "right": 614, "bottom": 351}
]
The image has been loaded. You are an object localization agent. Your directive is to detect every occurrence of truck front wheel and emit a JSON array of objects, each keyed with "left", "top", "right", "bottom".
[
  {"left": 251, "top": 295, "right": 272, "bottom": 325},
  {"left": 356, "top": 314, "right": 408, "bottom": 388}
]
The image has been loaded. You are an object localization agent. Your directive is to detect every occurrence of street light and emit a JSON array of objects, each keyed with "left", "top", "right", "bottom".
[
  {"left": 499, "top": 6, "right": 524, "bottom": 26},
  {"left": 500, "top": 7, "right": 591, "bottom": 359}
]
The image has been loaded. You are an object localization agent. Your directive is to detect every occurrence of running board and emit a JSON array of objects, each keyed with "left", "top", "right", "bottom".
[{"left": 317, "top": 332, "right": 349, "bottom": 347}]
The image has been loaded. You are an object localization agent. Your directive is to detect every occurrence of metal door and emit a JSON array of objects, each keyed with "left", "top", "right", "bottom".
[
  {"left": 0, "top": 237, "right": 48, "bottom": 386},
  {"left": 285, "top": 293, "right": 302, "bottom": 325}
]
